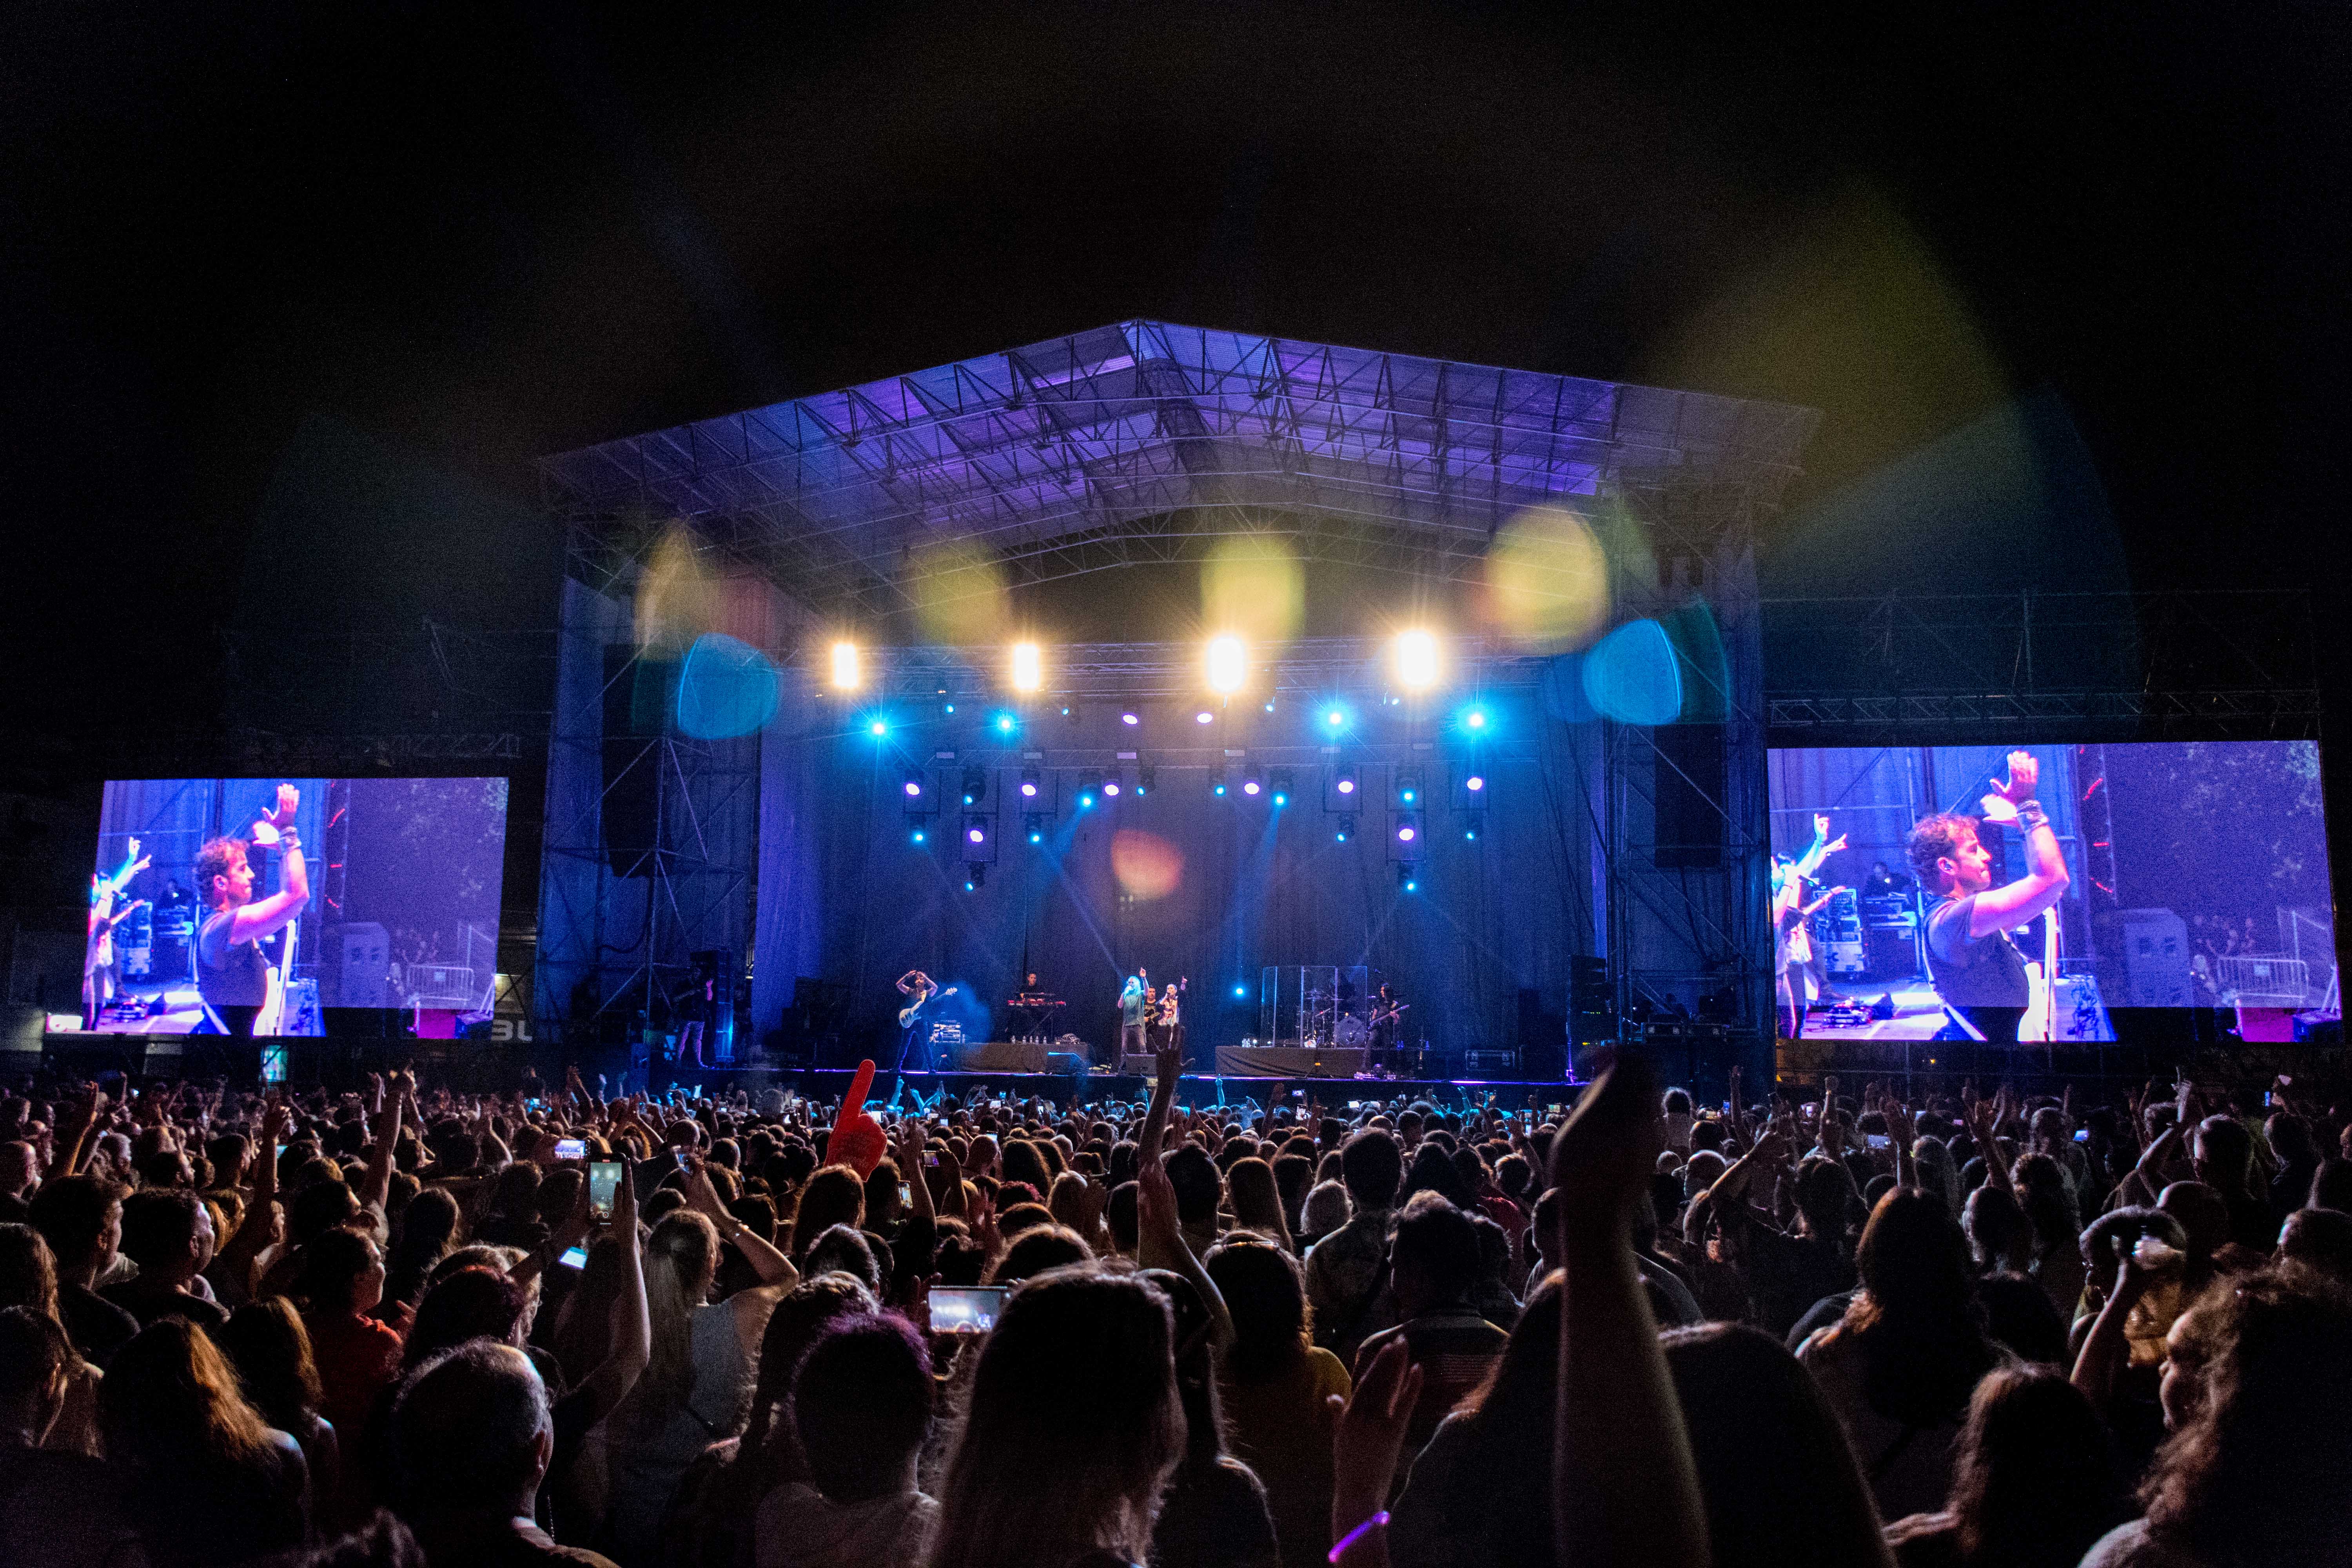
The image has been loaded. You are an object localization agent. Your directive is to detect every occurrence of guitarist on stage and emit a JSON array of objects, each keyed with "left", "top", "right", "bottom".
[
  {"left": 195, "top": 784, "right": 309, "bottom": 1038},
  {"left": 895, "top": 970, "right": 955, "bottom": 1073},
  {"left": 83, "top": 837, "right": 152, "bottom": 1029},
  {"left": 1906, "top": 750, "right": 2068, "bottom": 1045}
]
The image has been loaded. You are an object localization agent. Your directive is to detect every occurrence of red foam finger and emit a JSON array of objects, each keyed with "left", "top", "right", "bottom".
[{"left": 835, "top": 1060, "right": 878, "bottom": 1131}]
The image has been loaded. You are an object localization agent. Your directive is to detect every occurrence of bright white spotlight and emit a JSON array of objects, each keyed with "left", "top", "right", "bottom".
[
  {"left": 1466, "top": 775, "right": 1485, "bottom": 792},
  {"left": 1010, "top": 641, "right": 1042, "bottom": 692},
  {"left": 1195, "top": 710, "right": 1214, "bottom": 725},
  {"left": 830, "top": 641, "right": 861, "bottom": 691},
  {"left": 1206, "top": 635, "right": 1246, "bottom": 695},
  {"left": 1394, "top": 629, "right": 1439, "bottom": 691}
]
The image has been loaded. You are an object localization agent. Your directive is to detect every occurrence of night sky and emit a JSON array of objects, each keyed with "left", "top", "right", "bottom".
[{"left": 7, "top": 5, "right": 2348, "bottom": 803}]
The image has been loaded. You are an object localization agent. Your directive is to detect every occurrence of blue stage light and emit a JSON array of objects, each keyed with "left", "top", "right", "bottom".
[
  {"left": 1213, "top": 782, "right": 1227, "bottom": 797},
  {"left": 1325, "top": 708, "right": 1345, "bottom": 728},
  {"left": 993, "top": 713, "right": 1016, "bottom": 734},
  {"left": 1028, "top": 830, "right": 1043, "bottom": 844},
  {"left": 1233, "top": 984, "right": 1247, "bottom": 998},
  {"left": 1465, "top": 827, "right": 1479, "bottom": 840},
  {"left": 944, "top": 703, "right": 955, "bottom": 714},
  {"left": 1078, "top": 792, "right": 1096, "bottom": 809},
  {"left": 911, "top": 828, "right": 926, "bottom": 844},
  {"left": 869, "top": 719, "right": 888, "bottom": 736}
]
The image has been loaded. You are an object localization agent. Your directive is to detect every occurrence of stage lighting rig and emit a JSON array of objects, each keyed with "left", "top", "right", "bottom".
[
  {"left": 1023, "top": 813, "right": 1048, "bottom": 844},
  {"left": 1391, "top": 810, "right": 1424, "bottom": 860},
  {"left": 1269, "top": 768, "right": 1293, "bottom": 806},
  {"left": 965, "top": 864, "right": 987, "bottom": 891},
  {"left": 1018, "top": 767, "right": 1040, "bottom": 800},
  {"left": 829, "top": 641, "right": 861, "bottom": 691},
  {"left": 1335, "top": 815, "right": 1355, "bottom": 843},
  {"left": 1213, "top": 768, "right": 1229, "bottom": 798},
  {"left": 1241, "top": 764, "right": 1263, "bottom": 798},
  {"left": 1136, "top": 766, "right": 1156, "bottom": 797},
  {"left": 1076, "top": 772, "right": 1102, "bottom": 809},
  {"left": 1398, "top": 865, "right": 1419, "bottom": 893},
  {"left": 961, "top": 767, "right": 988, "bottom": 807},
  {"left": 903, "top": 770, "right": 929, "bottom": 813},
  {"left": 1328, "top": 765, "right": 1360, "bottom": 809},
  {"left": 1394, "top": 770, "right": 1421, "bottom": 807}
]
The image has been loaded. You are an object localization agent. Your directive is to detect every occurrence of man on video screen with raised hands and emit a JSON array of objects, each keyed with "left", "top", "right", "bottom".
[
  {"left": 194, "top": 783, "right": 309, "bottom": 1037},
  {"left": 1906, "top": 750, "right": 2068, "bottom": 1044}
]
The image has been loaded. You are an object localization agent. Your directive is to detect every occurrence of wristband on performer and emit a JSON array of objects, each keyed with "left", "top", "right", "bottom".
[
  {"left": 274, "top": 828, "right": 302, "bottom": 853},
  {"left": 2012, "top": 800, "right": 2048, "bottom": 834}
]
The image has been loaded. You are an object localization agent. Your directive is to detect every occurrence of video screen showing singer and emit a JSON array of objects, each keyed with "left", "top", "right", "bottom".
[{"left": 1906, "top": 750, "right": 2069, "bottom": 1045}]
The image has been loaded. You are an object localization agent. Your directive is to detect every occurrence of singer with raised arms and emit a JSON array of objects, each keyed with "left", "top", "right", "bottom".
[
  {"left": 1906, "top": 749, "right": 2070, "bottom": 1045},
  {"left": 194, "top": 783, "right": 310, "bottom": 1037}
]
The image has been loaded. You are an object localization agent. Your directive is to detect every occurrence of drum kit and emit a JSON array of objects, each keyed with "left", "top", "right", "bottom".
[{"left": 1304, "top": 989, "right": 1405, "bottom": 1049}]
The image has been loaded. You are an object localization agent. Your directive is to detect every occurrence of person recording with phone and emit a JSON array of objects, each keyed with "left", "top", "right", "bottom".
[
  {"left": 1906, "top": 750, "right": 2069, "bottom": 1045},
  {"left": 194, "top": 784, "right": 309, "bottom": 1038}
]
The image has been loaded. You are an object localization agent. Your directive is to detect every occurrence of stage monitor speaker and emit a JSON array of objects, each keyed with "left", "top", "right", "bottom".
[
  {"left": 335, "top": 924, "right": 390, "bottom": 1008},
  {"left": 2119, "top": 909, "right": 2192, "bottom": 1008},
  {"left": 1568, "top": 956, "right": 1614, "bottom": 1044},
  {"left": 1653, "top": 723, "right": 1725, "bottom": 869},
  {"left": 601, "top": 646, "right": 677, "bottom": 875}
]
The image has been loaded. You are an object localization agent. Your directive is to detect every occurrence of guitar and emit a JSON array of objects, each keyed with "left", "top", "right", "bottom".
[
  {"left": 1981, "top": 791, "right": 2062, "bottom": 1043},
  {"left": 254, "top": 907, "right": 299, "bottom": 1037},
  {"left": 898, "top": 985, "right": 958, "bottom": 1030}
]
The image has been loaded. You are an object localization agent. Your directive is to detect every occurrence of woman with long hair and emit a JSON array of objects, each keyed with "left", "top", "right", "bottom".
[
  {"left": 0, "top": 1222, "right": 102, "bottom": 1455},
  {"left": 296, "top": 1227, "right": 405, "bottom": 1445},
  {"left": 1204, "top": 1233, "right": 1350, "bottom": 1568},
  {"left": 601, "top": 1170, "right": 794, "bottom": 1564},
  {"left": 2082, "top": 1271, "right": 2352, "bottom": 1568},
  {"left": 667, "top": 1273, "right": 874, "bottom": 1568},
  {"left": 2009, "top": 1153, "right": 2085, "bottom": 1317},
  {"left": 788, "top": 1166, "right": 866, "bottom": 1262},
  {"left": 380, "top": 1187, "right": 461, "bottom": 1315},
  {"left": 1884, "top": 1365, "right": 2129, "bottom": 1568},
  {"left": 100, "top": 1319, "right": 310, "bottom": 1566},
  {"left": 217, "top": 1297, "right": 341, "bottom": 1526},
  {"left": 1797, "top": 1187, "right": 2004, "bottom": 1523},
  {"left": 1385, "top": 1276, "right": 1563, "bottom": 1568},
  {"left": 1224, "top": 1159, "right": 1292, "bottom": 1252},
  {"left": 1663, "top": 1322, "right": 1895, "bottom": 1568},
  {"left": 929, "top": 1267, "right": 1185, "bottom": 1568},
  {"left": 1145, "top": 1269, "right": 1277, "bottom": 1568}
]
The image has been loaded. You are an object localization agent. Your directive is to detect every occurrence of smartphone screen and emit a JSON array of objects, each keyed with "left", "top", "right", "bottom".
[
  {"left": 1865, "top": 1133, "right": 1891, "bottom": 1151},
  {"left": 1347, "top": 1100, "right": 1362, "bottom": 1111},
  {"left": 2073, "top": 1128, "right": 2091, "bottom": 1143},
  {"left": 557, "top": 1245, "right": 589, "bottom": 1270},
  {"left": 898, "top": 1183, "right": 913, "bottom": 1208},
  {"left": 554, "top": 1138, "right": 586, "bottom": 1161},
  {"left": 671, "top": 1147, "right": 691, "bottom": 1172},
  {"left": 929, "top": 1285, "right": 1008, "bottom": 1335},
  {"left": 272, "top": 1142, "right": 287, "bottom": 1169},
  {"left": 588, "top": 1161, "right": 624, "bottom": 1221}
]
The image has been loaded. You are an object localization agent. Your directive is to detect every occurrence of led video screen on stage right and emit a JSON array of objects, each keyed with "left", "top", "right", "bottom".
[{"left": 1767, "top": 742, "right": 2334, "bottom": 1042}]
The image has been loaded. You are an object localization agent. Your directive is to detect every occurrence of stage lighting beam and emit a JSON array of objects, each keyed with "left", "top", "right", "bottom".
[
  {"left": 830, "top": 641, "right": 861, "bottom": 691},
  {"left": 1010, "top": 641, "right": 1042, "bottom": 692}
]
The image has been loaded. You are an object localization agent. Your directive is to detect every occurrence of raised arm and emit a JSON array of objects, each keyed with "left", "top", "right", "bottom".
[
  {"left": 225, "top": 786, "right": 310, "bottom": 947},
  {"left": 571, "top": 1169, "right": 651, "bottom": 1423},
  {"left": 356, "top": 1076, "right": 406, "bottom": 1232},
  {"left": 1140, "top": 1040, "right": 1181, "bottom": 1160},
  {"left": 1967, "top": 752, "right": 2070, "bottom": 938},
  {"left": 1137, "top": 1148, "right": 1234, "bottom": 1348},
  {"left": 1965, "top": 1098, "right": 2018, "bottom": 1200},
  {"left": 686, "top": 1166, "right": 796, "bottom": 1286},
  {"left": 1551, "top": 1053, "right": 1710, "bottom": 1568}
]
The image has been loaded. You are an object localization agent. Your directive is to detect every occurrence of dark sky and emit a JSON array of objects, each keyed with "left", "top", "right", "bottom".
[{"left": 7, "top": 2, "right": 2349, "bottom": 749}]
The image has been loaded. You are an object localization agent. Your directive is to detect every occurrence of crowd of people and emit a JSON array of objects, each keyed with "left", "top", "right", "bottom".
[{"left": 0, "top": 1047, "right": 2347, "bottom": 1568}]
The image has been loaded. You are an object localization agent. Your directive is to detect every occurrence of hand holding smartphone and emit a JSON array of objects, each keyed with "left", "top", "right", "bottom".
[
  {"left": 588, "top": 1160, "right": 624, "bottom": 1222},
  {"left": 929, "top": 1285, "right": 1007, "bottom": 1335}
]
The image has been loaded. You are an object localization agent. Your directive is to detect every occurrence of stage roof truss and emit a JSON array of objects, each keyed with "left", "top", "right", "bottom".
[{"left": 548, "top": 321, "right": 1818, "bottom": 620}]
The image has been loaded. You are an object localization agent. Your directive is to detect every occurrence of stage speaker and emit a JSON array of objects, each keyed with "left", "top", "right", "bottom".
[
  {"left": 335, "top": 924, "right": 390, "bottom": 1008},
  {"left": 2119, "top": 909, "right": 2192, "bottom": 1008},
  {"left": 1568, "top": 956, "right": 1614, "bottom": 1044},
  {"left": 1653, "top": 723, "right": 1725, "bottom": 869},
  {"left": 601, "top": 646, "right": 676, "bottom": 876}
]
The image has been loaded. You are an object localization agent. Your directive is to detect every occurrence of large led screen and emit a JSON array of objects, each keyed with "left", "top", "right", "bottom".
[
  {"left": 1766, "top": 742, "right": 2333, "bottom": 1042},
  {"left": 85, "top": 777, "right": 508, "bottom": 1034}
]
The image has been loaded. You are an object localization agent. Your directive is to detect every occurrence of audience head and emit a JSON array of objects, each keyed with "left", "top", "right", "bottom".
[
  {"left": 392, "top": 1341, "right": 552, "bottom": 1517},
  {"left": 28, "top": 1173, "right": 124, "bottom": 1278},
  {"left": 1942, "top": 1365, "right": 2129, "bottom": 1568},
  {"left": 1338, "top": 1129, "right": 1404, "bottom": 1211},
  {"left": 1205, "top": 1232, "right": 1310, "bottom": 1381},
  {"left": 931, "top": 1268, "right": 1182, "bottom": 1568},
  {"left": 1662, "top": 1323, "right": 1893, "bottom": 1568},
  {"left": 1389, "top": 1191, "right": 1479, "bottom": 1316},
  {"left": 0, "top": 1305, "right": 71, "bottom": 1444},
  {"left": 794, "top": 1313, "right": 934, "bottom": 1503}
]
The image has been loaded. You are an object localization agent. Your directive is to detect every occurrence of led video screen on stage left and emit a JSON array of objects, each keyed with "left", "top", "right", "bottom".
[
  {"left": 84, "top": 778, "right": 508, "bottom": 1034},
  {"left": 1766, "top": 742, "right": 2334, "bottom": 1043}
]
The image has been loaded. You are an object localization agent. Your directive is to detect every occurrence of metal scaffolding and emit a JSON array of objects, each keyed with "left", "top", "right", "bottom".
[{"left": 540, "top": 322, "right": 1822, "bottom": 1049}]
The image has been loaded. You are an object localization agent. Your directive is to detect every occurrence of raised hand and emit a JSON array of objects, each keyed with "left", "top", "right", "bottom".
[
  {"left": 267, "top": 783, "right": 300, "bottom": 829},
  {"left": 1991, "top": 750, "right": 2039, "bottom": 805},
  {"left": 1328, "top": 1337, "right": 1425, "bottom": 1545}
]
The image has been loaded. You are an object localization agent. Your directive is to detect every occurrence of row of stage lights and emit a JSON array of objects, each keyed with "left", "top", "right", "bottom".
[{"left": 830, "top": 629, "right": 1455, "bottom": 700}]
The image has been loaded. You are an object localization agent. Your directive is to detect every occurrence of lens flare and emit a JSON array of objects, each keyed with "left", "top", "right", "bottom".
[
  {"left": 1112, "top": 829, "right": 1185, "bottom": 901},
  {"left": 1479, "top": 505, "right": 1610, "bottom": 653},
  {"left": 1202, "top": 534, "right": 1303, "bottom": 648}
]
